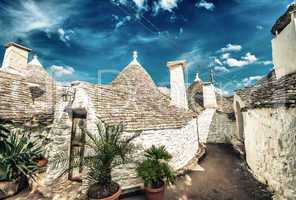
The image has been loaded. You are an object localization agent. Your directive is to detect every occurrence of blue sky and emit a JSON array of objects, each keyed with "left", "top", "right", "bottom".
[{"left": 0, "top": 0, "right": 293, "bottom": 95}]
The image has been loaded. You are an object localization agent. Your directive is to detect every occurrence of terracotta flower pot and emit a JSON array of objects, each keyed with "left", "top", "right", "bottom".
[
  {"left": 145, "top": 184, "right": 165, "bottom": 200},
  {"left": 35, "top": 158, "right": 48, "bottom": 167},
  {"left": 0, "top": 179, "right": 20, "bottom": 199},
  {"left": 88, "top": 185, "right": 122, "bottom": 200}
]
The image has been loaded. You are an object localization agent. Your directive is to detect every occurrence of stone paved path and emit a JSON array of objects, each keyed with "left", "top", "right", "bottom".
[
  {"left": 8, "top": 144, "right": 273, "bottom": 200},
  {"left": 123, "top": 144, "right": 273, "bottom": 200}
]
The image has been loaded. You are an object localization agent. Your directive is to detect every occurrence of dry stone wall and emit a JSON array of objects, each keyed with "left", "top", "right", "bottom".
[
  {"left": 243, "top": 107, "right": 296, "bottom": 200},
  {"left": 207, "top": 111, "right": 236, "bottom": 143},
  {"left": 113, "top": 118, "right": 199, "bottom": 189}
]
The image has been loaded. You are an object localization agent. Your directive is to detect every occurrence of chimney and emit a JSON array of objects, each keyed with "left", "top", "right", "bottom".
[
  {"left": 202, "top": 82, "right": 218, "bottom": 108},
  {"left": 167, "top": 60, "right": 188, "bottom": 109},
  {"left": 1, "top": 42, "right": 31, "bottom": 74},
  {"left": 271, "top": 7, "right": 296, "bottom": 79}
]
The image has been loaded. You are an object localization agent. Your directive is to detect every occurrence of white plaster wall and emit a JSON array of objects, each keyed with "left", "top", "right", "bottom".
[
  {"left": 233, "top": 94, "right": 247, "bottom": 140},
  {"left": 113, "top": 118, "right": 199, "bottom": 188},
  {"left": 169, "top": 66, "right": 188, "bottom": 109},
  {"left": 272, "top": 17, "right": 296, "bottom": 79},
  {"left": 203, "top": 84, "right": 217, "bottom": 108},
  {"left": 243, "top": 108, "right": 296, "bottom": 199},
  {"left": 135, "top": 118, "right": 198, "bottom": 170}
]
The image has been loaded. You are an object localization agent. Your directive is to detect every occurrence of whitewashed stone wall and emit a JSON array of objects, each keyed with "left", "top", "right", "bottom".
[
  {"left": 1, "top": 45, "right": 29, "bottom": 75},
  {"left": 113, "top": 118, "right": 199, "bottom": 189},
  {"left": 203, "top": 83, "right": 217, "bottom": 108},
  {"left": 167, "top": 61, "right": 188, "bottom": 109},
  {"left": 71, "top": 83, "right": 199, "bottom": 189},
  {"left": 135, "top": 118, "right": 198, "bottom": 170},
  {"left": 272, "top": 15, "right": 296, "bottom": 79},
  {"left": 243, "top": 107, "right": 296, "bottom": 200},
  {"left": 207, "top": 112, "right": 236, "bottom": 143},
  {"left": 198, "top": 108, "right": 216, "bottom": 143}
]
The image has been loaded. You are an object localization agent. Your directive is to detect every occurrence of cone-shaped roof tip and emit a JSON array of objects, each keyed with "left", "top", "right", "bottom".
[
  {"left": 28, "top": 54, "right": 42, "bottom": 66},
  {"left": 129, "top": 50, "right": 140, "bottom": 65}
]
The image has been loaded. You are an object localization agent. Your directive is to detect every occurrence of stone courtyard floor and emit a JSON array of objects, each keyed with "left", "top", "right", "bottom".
[
  {"left": 8, "top": 144, "right": 273, "bottom": 200},
  {"left": 124, "top": 144, "right": 273, "bottom": 200}
]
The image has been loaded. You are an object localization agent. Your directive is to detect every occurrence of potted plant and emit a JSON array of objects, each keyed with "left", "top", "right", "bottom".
[
  {"left": 0, "top": 124, "right": 42, "bottom": 199},
  {"left": 136, "top": 145, "right": 176, "bottom": 200},
  {"left": 53, "top": 121, "right": 139, "bottom": 200}
]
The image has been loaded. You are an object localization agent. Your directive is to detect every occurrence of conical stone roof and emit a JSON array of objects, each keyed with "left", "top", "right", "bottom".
[{"left": 80, "top": 54, "right": 196, "bottom": 132}]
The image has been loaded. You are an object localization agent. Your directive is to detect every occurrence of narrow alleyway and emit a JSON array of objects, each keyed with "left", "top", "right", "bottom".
[{"left": 123, "top": 144, "right": 273, "bottom": 200}]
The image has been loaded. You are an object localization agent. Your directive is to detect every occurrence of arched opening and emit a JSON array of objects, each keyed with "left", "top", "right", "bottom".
[{"left": 235, "top": 101, "right": 244, "bottom": 142}]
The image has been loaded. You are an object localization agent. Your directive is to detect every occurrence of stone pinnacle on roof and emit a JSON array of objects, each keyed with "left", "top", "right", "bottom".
[
  {"left": 129, "top": 50, "right": 140, "bottom": 65},
  {"left": 28, "top": 54, "right": 42, "bottom": 66},
  {"left": 195, "top": 73, "right": 202, "bottom": 82}
]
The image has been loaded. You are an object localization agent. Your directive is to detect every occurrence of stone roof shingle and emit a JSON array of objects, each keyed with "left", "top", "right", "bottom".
[
  {"left": 236, "top": 70, "right": 296, "bottom": 109},
  {"left": 81, "top": 63, "right": 196, "bottom": 132}
]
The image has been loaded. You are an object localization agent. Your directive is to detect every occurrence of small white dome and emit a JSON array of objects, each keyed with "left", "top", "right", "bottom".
[
  {"left": 194, "top": 72, "right": 202, "bottom": 82},
  {"left": 28, "top": 55, "right": 42, "bottom": 66},
  {"left": 129, "top": 51, "right": 140, "bottom": 65}
]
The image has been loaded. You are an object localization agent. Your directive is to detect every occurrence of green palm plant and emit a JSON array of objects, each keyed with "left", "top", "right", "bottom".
[
  {"left": 136, "top": 145, "right": 176, "bottom": 189},
  {"left": 52, "top": 121, "right": 139, "bottom": 199},
  {"left": 0, "top": 126, "right": 42, "bottom": 181},
  {"left": 0, "top": 124, "right": 9, "bottom": 154}
]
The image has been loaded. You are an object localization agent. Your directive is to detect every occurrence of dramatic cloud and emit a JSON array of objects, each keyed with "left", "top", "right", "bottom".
[
  {"left": 214, "top": 66, "right": 229, "bottom": 73},
  {"left": 196, "top": 0, "right": 215, "bottom": 11},
  {"left": 178, "top": 46, "right": 210, "bottom": 71},
  {"left": 159, "top": 0, "right": 181, "bottom": 11},
  {"left": 133, "top": 0, "right": 146, "bottom": 9},
  {"left": 261, "top": 60, "right": 273, "bottom": 65},
  {"left": 243, "top": 52, "right": 258, "bottom": 63},
  {"left": 242, "top": 75, "right": 263, "bottom": 86},
  {"left": 216, "top": 88, "right": 231, "bottom": 96},
  {"left": 50, "top": 65, "right": 75, "bottom": 77},
  {"left": 57, "top": 28, "right": 75, "bottom": 44},
  {"left": 221, "top": 53, "right": 231, "bottom": 59},
  {"left": 114, "top": 16, "right": 132, "bottom": 29},
  {"left": 224, "top": 52, "right": 257, "bottom": 67},
  {"left": 214, "top": 58, "right": 223, "bottom": 66},
  {"left": 0, "top": 0, "right": 75, "bottom": 40},
  {"left": 219, "top": 44, "right": 242, "bottom": 53}
]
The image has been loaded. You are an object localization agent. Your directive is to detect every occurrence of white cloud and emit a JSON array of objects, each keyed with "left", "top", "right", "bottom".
[
  {"left": 221, "top": 53, "right": 231, "bottom": 59},
  {"left": 133, "top": 0, "right": 146, "bottom": 9},
  {"left": 57, "top": 28, "right": 74, "bottom": 44},
  {"left": 242, "top": 52, "right": 257, "bottom": 63},
  {"left": 214, "top": 58, "right": 223, "bottom": 66},
  {"left": 215, "top": 88, "right": 231, "bottom": 96},
  {"left": 242, "top": 75, "right": 262, "bottom": 86},
  {"left": 178, "top": 47, "right": 209, "bottom": 70},
  {"left": 196, "top": 0, "right": 215, "bottom": 11},
  {"left": 214, "top": 66, "right": 229, "bottom": 73},
  {"left": 225, "top": 58, "right": 249, "bottom": 67},
  {"left": 50, "top": 65, "right": 75, "bottom": 77},
  {"left": 261, "top": 60, "right": 273, "bottom": 65},
  {"left": 224, "top": 52, "right": 257, "bottom": 67},
  {"left": 219, "top": 44, "right": 242, "bottom": 53},
  {"left": 0, "top": 0, "right": 74, "bottom": 39},
  {"left": 158, "top": 0, "right": 181, "bottom": 12},
  {"left": 115, "top": 16, "right": 132, "bottom": 29},
  {"left": 256, "top": 25, "right": 264, "bottom": 30}
]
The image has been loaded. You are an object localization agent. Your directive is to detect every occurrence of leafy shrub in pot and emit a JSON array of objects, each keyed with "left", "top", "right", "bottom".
[
  {"left": 53, "top": 121, "right": 139, "bottom": 200},
  {"left": 0, "top": 124, "right": 42, "bottom": 199},
  {"left": 136, "top": 145, "right": 176, "bottom": 200}
]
